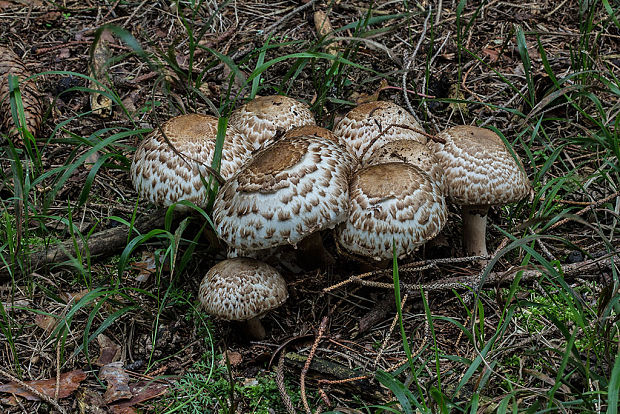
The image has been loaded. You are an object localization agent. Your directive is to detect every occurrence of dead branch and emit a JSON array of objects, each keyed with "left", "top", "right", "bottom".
[{"left": 0, "top": 211, "right": 169, "bottom": 280}]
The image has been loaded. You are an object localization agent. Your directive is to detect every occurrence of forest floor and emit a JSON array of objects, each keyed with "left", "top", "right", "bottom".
[{"left": 0, "top": 1, "right": 619, "bottom": 413}]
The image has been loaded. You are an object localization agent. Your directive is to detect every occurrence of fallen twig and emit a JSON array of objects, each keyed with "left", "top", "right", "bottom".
[
  {"left": 0, "top": 211, "right": 169, "bottom": 279},
  {"left": 0, "top": 366, "right": 68, "bottom": 414},
  {"left": 301, "top": 316, "right": 328, "bottom": 414}
]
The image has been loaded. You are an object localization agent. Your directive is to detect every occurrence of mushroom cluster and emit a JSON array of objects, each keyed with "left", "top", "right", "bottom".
[{"left": 130, "top": 95, "right": 531, "bottom": 339}]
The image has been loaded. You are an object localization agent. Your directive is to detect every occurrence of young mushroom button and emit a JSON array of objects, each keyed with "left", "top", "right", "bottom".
[
  {"left": 213, "top": 135, "right": 354, "bottom": 254},
  {"left": 130, "top": 114, "right": 250, "bottom": 211},
  {"left": 431, "top": 125, "right": 531, "bottom": 257},
  {"left": 198, "top": 258, "right": 288, "bottom": 340},
  {"left": 333, "top": 101, "right": 427, "bottom": 164},
  {"left": 336, "top": 162, "right": 447, "bottom": 261},
  {"left": 229, "top": 95, "right": 316, "bottom": 151}
]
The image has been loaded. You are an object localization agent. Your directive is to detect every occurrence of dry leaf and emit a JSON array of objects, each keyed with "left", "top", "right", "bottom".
[
  {"left": 109, "top": 381, "right": 169, "bottom": 413},
  {"left": 0, "top": 369, "right": 87, "bottom": 401},
  {"left": 354, "top": 79, "right": 389, "bottom": 104},
  {"left": 60, "top": 289, "right": 90, "bottom": 303},
  {"left": 314, "top": 10, "right": 339, "bottom": 56},
  {"left": 34, "top": 313, "right": 58, "bottom": 333},
  {"left": 132, "top": 250, "right": 158, "bottom": 282},
  {"left": 0, "top": 46, "right": 44, "bottom": 138},
  {"left": 96, "top": 334, "right": 121, "bottom": 366},
  {"left": 100, "top": 362, "right": 132, "bottom": 404},
  {"left": 84, "top": 151, "right": 100, "bottom": 170},
  {"left": 89, "top": 30, "right": 114, "bottom": 117},
  {"left": 482, "top": 46, "right": 500, "bottom": 63}
]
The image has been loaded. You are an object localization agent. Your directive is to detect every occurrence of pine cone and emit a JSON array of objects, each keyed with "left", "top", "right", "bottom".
[{"left": 0, "top": 46, "right": 43, "bottom": 139}]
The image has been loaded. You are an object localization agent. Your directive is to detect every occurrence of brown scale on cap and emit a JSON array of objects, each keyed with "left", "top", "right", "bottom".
[
  {"left": 431, "top": 125, "right": 531, "bottom": 256},
  {"left": 131, "top": 114, "right": 251, "bottom": 210},
  {"left": 214, "top": 135, "right": 354, "bottom": 253},
  {"left": 229, "top": 95, "right": 316, "bottom": 151},
  {"left": 198, "top": 257, "right": 288, "bottom": 339},
  {"left": 365, "top": 139, "right": 445, "bottom": 194},
  {"left": 237, "top": 138, "right": 310, "bottom": 192},
  {"left": 337, "top": 162, "right": 447, "bottom": 261},
  {"left": 333, "top": 101, "right": 427, "bottom": 163},
  {"left": 283, "top": 125, "right": 338, "bottom": 142}
]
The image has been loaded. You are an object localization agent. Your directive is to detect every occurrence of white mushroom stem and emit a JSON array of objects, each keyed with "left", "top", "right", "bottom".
[
  {"left": 461, "top": 205, "right": 490, "bottom": 257},
  {"left": 243, "top": 317, "right": 266, "bottom": 340}
]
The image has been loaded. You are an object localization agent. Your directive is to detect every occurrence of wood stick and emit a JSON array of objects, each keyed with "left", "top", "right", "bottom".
[{"left": 1, "top": 210, "right": 169, "bottom": 279}]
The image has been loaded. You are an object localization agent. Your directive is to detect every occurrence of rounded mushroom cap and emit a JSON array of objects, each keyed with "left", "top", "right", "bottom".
[
  {"left": 214, "top": 135, "right": 354, "bottom": 251},
  {"left": 333, "top": 101, "right": 427, "bottom": 163},
  {"left": 198, "top": 258, "right": 288, "bottom": 321},
  {"left": 283, "top": 125, "right": 338, "bottom": 142},
  {"left": 432, "top": 125, "right": 531, "bottom": 206},
  {"left": 364, "top": 139, "right": 445, "bottom": 194},
  {"left": 229, "top": 95, "right": 316, "bottom": 151},
  {"left": 130, "top": 114, "right": 251, "bottom": 210},
  {"left": 336, "top": 162, "right": 447, "bottom": 261}
]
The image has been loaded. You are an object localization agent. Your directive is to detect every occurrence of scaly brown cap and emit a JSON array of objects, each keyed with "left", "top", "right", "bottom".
[
  {"left": 283, "top": 125, "right": 338, "bottom": 142},
  {"left": 365, "top": 139, "right": 445, "bottom": 194},
  {"left": 432, "top": 125, "right": 531, "bottom": 206},
  {"left": 336, "top": 162, "right": 447, "bottom": 260},
  {"left": 130, "top": 114, "right": 251, "bottom": 210},
  {"left": 198, "top": 258, "right": 288, "bottom": 321},
  {"left": 333, "top": 101, "right": 427, "bottom": 163},
  {"left": 229, "top": 95, "right": 315, "bottom": 151},
  {"left": 214, "top": 135, "right": 354, "bottom": 251}
]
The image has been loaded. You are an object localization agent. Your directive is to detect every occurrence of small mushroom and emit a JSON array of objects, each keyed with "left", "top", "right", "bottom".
[
  {"left": 431, "top": 125, "right": 531, "bottom": 257},
  {"left": 130, "top": 114, "right": 250, "bottom": 210},
  {"left": 364, "top": 139, "right": 445, "bottom": 194},
  {"left": 333, "top": 101, "right": 427, "bottom": 163},
  {"left": 229, "top": 95, "right": 315, "bottom": 151},
  {"left": 198, "top": 258, "right": 288, "bottom": 340},
  {"left": 336, "top": 162, "right": 447, "bottom": 261},
  {"left": 213, "top": 135, "right": 354, "bottom": 255}
]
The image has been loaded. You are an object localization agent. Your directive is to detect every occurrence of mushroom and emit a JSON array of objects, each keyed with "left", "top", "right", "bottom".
[
  {"left": 283, "top": 124, "right": 338, "bottom": 142},
  {"left": 130, "top": 113, "right": 250, "bottom": 211},
  {"left": 336, "top": 162, "right": 447, "bottom": 261},
  {"left": 333, "top": 101, "right": 427, "bottom": 164},
  {"left": 364, "top": 139, "right": 445, "bottom": 194},
  {"left": 431, "top": 125, "right": 531, "bottom": 257},
  {"left": 213, "top": 135, "right": 354, "bottom": 257},
  {"left": 198, "top": 257, "right": 288, "bottom": 340},
  {"left": 229, "top": 95, "right": 316, "bottom": 151}
]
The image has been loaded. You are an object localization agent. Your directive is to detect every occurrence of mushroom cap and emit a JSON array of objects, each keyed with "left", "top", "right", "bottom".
[
  {"left": 198, "top": 258, "right": 288, "bottom": 321},
  {"left": 364, "top": 139, "right": 445, "bottom": 194},
  {"left": 336, "top": 162, "right": 447, "bottom": 261},
  {"left": 432, "top": 125, "right": 531, "bottom": 206},
  {"left": 229, "top": 95, "right": 316, "bottom": 151},
  {"left": 283, "top": 125, "right": 338, "bottom": 142},
  {"left": 130, "top": 114, "right": 251, "bottom": 210},
  {"left": 213, "top": 135, "right": 354, "bottom": 251},
  {"left": 333, "top": 101, "right": 427, "bottom": 163}
]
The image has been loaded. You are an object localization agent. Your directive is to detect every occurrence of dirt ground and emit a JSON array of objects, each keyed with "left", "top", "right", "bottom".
[{"left": 0, "top": 0, "right": 618, "bottom": 413}]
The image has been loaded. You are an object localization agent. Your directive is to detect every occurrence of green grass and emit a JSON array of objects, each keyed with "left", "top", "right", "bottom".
[{"left": 0, "top": 1, "right": 618, "bottom": 413}]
